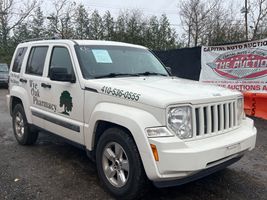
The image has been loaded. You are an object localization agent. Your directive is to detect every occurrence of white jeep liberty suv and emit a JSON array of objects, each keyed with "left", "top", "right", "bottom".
[{"left": 7, "top": 39, "right": 257, "bottom": 199}]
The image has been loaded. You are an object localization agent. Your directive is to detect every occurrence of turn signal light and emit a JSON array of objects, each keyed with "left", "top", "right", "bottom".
[{"left": 150, "top": 144, "right": 159, "bottom": 161}]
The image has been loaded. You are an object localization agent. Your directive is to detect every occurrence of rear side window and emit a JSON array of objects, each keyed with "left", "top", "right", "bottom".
[
  {"left": 26, "top": 46, "right": 48, "bottom": 76},
  {"left": 12, "top": 47, "right": 27, "bottom": 73}
]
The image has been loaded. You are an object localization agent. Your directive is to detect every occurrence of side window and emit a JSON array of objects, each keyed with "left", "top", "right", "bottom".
[
  {"left": 26, "top": 46, "right": 48, "bottom": 76},
  {"left": 49, "top": 47, "right": 74, "bottom": 75},
  {"left": 12, "top": 47, "right": 27, "bottom": 73}
]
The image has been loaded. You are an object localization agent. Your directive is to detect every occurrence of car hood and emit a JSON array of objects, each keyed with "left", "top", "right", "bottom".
[{"left": 85, "top": 76, "right": 241, "bottom": 108}]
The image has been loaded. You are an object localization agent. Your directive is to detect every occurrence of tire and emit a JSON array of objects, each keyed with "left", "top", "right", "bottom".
[
  {"left": 96, "top": 127, "right": 147, "bottom": 200},
  {"left": 12, "top": 104, "right": 38, "bottom": 145}
]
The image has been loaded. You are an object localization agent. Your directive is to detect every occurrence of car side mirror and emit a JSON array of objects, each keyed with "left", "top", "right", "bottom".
[
  {"left": 166, "top": 66, "right": 172, "bottom": 75},
  {"left": 50, "top": 67, "right": 76, "bottom": 83}
]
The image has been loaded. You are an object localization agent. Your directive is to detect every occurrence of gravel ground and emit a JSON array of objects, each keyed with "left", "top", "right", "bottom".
[{"left": 0, "top": 88, "right": 266, "bottom": 200}]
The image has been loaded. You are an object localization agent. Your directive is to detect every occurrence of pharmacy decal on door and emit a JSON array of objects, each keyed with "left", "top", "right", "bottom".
[{"left": 200, "top": 38, "right": 267, "bottom": 92}]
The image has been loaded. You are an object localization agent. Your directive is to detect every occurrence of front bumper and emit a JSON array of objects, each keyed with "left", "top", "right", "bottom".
[
  {"left": 147, "top": 117, "right": 256, "bottom": 183},
  {"left": 154, "top": 155, "right": 243, "bottom": 188}
]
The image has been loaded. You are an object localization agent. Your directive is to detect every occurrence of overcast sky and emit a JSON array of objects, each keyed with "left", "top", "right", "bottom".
[
  {"left": 78, "top": 0, "right": 179, "bottom": 18},
  {"left": 41, "top": 0, "right": 245, "bottom": 36}
]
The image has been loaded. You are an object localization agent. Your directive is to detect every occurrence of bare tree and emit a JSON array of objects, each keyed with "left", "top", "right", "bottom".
[
  {"left": 179, "top": 0, "right": 218, "bottom": 47},
  {"left": 0, "top": 0, "right": 37, "bottom": 49},
  {"left": 200, "top": 2, "right": 246, "bottom": 45},
  {"left": 47, "top": 0, "right": 76, "bottom": 39},
  {"left": 249, "top": 0, "right": 267, "bottom": 39}
]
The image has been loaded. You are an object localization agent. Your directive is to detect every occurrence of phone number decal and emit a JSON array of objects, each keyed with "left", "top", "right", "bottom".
[{"left": 101, "top": 86, "right": 141, "bottom": 101}]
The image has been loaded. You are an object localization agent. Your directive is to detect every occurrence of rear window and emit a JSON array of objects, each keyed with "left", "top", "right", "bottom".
[
  {"left": 26, "top": 46, "right": 48, "bottom": 76},
  {"left": 12, "top": 47, "right": 27, "bottom": 73}
]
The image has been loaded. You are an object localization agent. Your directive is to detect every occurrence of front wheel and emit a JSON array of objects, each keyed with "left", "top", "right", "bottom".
[
  {"left": 96, "top": 127, "right": 147, "bottom": 200},
  {"left": 12, "top": 104, "right": 38, "bottom": 145}
]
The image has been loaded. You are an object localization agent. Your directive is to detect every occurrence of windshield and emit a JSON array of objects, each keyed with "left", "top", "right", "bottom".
[
  {"left": 75, "top": 45, "right": 169, "bottom": 79},
  {"left": 0, "top": 64, "right": 8, "bottom": 72}
]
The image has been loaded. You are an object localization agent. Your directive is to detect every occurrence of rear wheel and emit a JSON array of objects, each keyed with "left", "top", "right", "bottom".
[
  {"left": 96, "top": 127, "right": 147, "bottom": 200},
  {"left": 12, "top": 104, "right": 38, "bottom": 145}
]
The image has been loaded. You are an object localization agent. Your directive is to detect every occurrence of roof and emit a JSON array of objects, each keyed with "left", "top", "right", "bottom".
[
  {"left": 74, "top": 40, "right": 147, "bottom": 49},
  {"left": 19, "top": 39, "right": 147, "bottom": 49}
]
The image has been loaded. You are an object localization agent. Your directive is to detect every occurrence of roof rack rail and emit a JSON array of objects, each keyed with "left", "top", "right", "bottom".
[{"left": 22, "top": 36, "right": 62, "bottom": 43}]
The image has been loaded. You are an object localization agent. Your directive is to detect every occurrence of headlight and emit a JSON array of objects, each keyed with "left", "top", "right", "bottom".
[
  {"left": 237, "top": 97, "right": 245, "bottom": 125},
  {"left": 167, "top": 106, "right": 193, "bottom": 139}
]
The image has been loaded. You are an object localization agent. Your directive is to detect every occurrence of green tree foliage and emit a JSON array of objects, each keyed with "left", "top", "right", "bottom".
[
  {"left": 113, "top": 11, "right": 128, "bottom": 42},
  {"left": 3, "top": 0, "right": 267, "bottom": 64},
  {"left": 144, "top": 16, "right": 159, "bottom": 49},
  {"left": 111, "top": 11, "right": 178, "bottom": 50},
  {"left": 1, "top": 2, "right": 179, "bottom": 63},
  {"left": 103, "top": 11, "right": 115, "bottom": 40},
  {"left": 124, "top": 10, "right": 144, "bottom": 45},
  {"left": 74, "top": 4, "right": 90, "bottom": 39},
  {"left": 88, "top": 10, "right": 104, "bottom": 40},
  {"left": 30, "top": 7, "right": 45, "bottom": 38},
  {"left": 47, "top": 13, "right": 59, "bottom": 37},
  {"left": 13, "top": 23, "right": 31, "bottom": 43},
  {"left": 158, "top": 14, "right": 177, "bottom": 50},
  {"left": 60, "top": 12, "right": 74, "bottom": 39}
]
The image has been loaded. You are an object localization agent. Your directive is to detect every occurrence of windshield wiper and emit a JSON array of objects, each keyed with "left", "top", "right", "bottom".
[
  {"left": 136, "top": 71, "right": 168, "bottom": 76},
  {"left": 94, "top": 73, "right": 139, "bottom": 79},
  {"left": 94, "top": 71, "right": 168, "bottom": 79}
]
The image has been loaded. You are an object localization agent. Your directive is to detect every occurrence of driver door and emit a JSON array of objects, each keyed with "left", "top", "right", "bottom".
[{"left": 40, "top": 45, "right": 84, "bottom": 144}]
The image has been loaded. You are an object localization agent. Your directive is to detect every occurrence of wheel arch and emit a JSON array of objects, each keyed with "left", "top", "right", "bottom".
[
  {"left": 84, "top": 102, "right": 163, "bottom": 180},
  {"left": 10, "top": 96, "right": 23, "bottom": 115},
  {"left": 9, "top": 86, "right": 32, "bottom": 123},
  {"left": 93, "top": 120, "right": 133, "bottom": 153}
]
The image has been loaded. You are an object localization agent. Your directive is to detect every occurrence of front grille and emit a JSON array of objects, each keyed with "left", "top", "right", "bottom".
[{"left": 192, "top": 100, "right": 238, "bottom": 139}]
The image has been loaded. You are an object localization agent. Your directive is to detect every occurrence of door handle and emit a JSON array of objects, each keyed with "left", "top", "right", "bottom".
[
  {"left": 41, "top": 83, "right": 51, "bottom": 89},
  {"left": 19, "top": 78, "right": 27, "bottom": 83}
]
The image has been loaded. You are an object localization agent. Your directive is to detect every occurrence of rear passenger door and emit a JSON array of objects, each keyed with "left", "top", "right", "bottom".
[
  {"left": 39, "top": 45, "right": 84, "bottom": 145},
  {"left": 23, "top": 46, "right": 49, "bottom": 129},
  {"left": 9, "top": 47, "right": 28, "bottom": 87}
]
